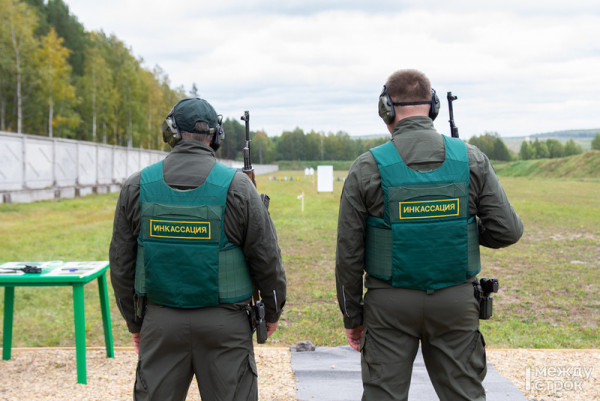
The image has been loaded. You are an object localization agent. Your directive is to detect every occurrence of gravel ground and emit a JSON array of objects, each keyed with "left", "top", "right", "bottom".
[
  {"left": 0, "top": 346, "right": 295, "bottom": 401},
  {"left": 0, "top": 347, "right": 597, "bottom": 400},
  {"left": 487, "top": 349, "right": 599, "bottom": 401}
]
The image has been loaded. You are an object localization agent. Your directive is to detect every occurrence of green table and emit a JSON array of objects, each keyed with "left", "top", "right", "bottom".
[{"left": 0, "top": 261, "right": 114, "bottom": 384}]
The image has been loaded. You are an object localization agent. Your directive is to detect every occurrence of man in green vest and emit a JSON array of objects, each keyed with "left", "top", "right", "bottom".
[
  {"left": 109, "top": 98, "right": 286, "bottom": 401},
  {"left": 335, "top": 69, "right": 523, "bottom": 401}
]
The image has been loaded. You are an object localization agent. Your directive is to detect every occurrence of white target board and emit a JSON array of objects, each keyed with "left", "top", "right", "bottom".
[{"left": 317, "top": 165, "right": 334, "bottom": 192}]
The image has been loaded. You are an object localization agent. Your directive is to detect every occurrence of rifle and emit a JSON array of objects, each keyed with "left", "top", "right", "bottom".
[
  {"left": 241, "top": 111, "right": 256, "bottom": 186},
  {"left": 240, "top": 111, "right": 271, "bottom": 343},
  {"left": 447, "top": 92, "right": 459, "bottom": 138},
  {"left": 240, "top": 111, "right": 270, "bottom": 209}
]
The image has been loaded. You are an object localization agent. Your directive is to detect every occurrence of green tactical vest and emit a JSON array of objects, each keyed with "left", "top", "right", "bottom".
[
  {"left": 135, "top": 161, "right": 253, "bottom": 308},
  {"left": 365, "top": 136, "right": 481, "bottom": 291}
]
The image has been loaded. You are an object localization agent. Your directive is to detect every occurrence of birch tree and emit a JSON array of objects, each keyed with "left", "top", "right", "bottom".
[
  {"left": 35, "top": 27, "right": 75, "bottom": 137},
  {"left": 1, "top": 0, "right": 38, "bottom": 133},
  {"left": 78, "top": 35, "right": 113, "bottom": 141}
]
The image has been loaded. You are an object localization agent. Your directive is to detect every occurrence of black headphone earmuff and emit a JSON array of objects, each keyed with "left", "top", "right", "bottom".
[
  {"left": 378, "top": 85, "right": 440, "bottom": 124},
  {"left": 210, "top": 115, "right": 224, "bottom": 151},
  {"left": 161, "top": 107, "right": 181, "bottom": 147}
]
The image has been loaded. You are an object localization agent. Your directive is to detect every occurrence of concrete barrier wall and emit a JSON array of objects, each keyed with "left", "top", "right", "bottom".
[
  {"left": 0, "top": 132, "right": 166, "bottom": 203},
  {"left": 0, "top": 131, "right": 278, "bottom": 203}
]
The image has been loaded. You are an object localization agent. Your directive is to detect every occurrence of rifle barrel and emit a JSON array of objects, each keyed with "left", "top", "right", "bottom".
[
  {"left": 241, "top": 111, "right": 252, "bottom": 173},
  {"left": 447, "top": 92, "right": 459, "bottom": 138}
]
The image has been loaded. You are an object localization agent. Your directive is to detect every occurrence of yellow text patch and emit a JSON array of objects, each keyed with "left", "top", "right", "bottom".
[
  {"left": 399, "top": 199, "right": 459, "bottom": 220},
  {"left": 150, "top": 220, "right": 211, "bottom": 240}
]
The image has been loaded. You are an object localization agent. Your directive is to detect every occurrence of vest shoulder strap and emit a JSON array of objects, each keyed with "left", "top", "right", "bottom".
[
  {"left": 203, "top": 162, "right": 236, "bottom": 206},
  {"left": 140, "top": 161, "right": 164, "bottom": 185},
  {"left": 443, "top": 136, "right": 469, "bottom": 164},
  {"left": 370, "top": 141, "right": 401, "bottom": 167}
]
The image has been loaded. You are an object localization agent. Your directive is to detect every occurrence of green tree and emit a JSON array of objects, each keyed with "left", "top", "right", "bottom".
[
  {"left": 303, "top": 131, "right": 320, "bottom": 161},
  {"left": 1, "top": 0, "right": 39, "bottom": 134},
  {"left": 26, "top": 0, "right": 90, "bottom": 76},
  {"left": 153, "top": 65, "right": 184, "bottom": 149},
  {"left": 468, "top": 132, "right": 510, "bottom": 161},
  {"left": 323, "top": 132, "right": 340, "bottom": 160},
  {"left": 0, "top": 1, "right": 13, "bottom": 130},
  {"left": 336, "top": 131, "right": 356, "bottom": 160},
  {"left": 519, "top": 141, "right": 534, "bottom": 160},
  {"left": 100, "top": 34, "right": 144, "bottom": 146},
  {"left": 492, "top": 137, "right": 512, "bottom": 161},
  {"left": 356, "top": 136, "right": 388, "bottom": 154},
  {"left": 0, "top": 0, "right": 184, "bottom": 145},
  {"left": 592, "top": 134, "right": 600, "bottom": 151},
  {"left": 563, "top": 139, "right": 583, "bottom": 156},
  {"left": 44, "top": 0, "right": 88, "bottom": 76},
  {"left": 220, "top": 117, "right": 246, "bottom": 160},
  {"left": 532, "top": 139, "right": 549, "bottom": 159},
  {"left": 468, "top": 133, "right": 494, "bottom": 158},
  {"left": 77, "top": 34, "right": 113, "bottom": 142},
  {"left": 277, "top": 128, "right": 305, "bottom": 160},
  {"left": 35, "top": 27, "right": 77, "bottom": 137},
  {"left": 252, "top": 131, "right": 274, "bottom": 164},
  {"left": 545, "top": 139, "right": 564, "bottom": 158}
]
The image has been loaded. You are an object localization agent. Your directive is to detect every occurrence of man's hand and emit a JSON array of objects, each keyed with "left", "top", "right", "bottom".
[
  {"left": 266, "top": 321, "right": 279, "bottom": 338},
  {"left": 132, "top": 332, "right": 140, "bottom": 354},
  {"left": 345, "top": 325, "right": 363, "bottom": 352}
]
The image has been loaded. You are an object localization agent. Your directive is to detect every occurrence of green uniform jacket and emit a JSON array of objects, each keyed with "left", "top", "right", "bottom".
[
  {"left": 336, "top": 116, "right": 523, "bottom": 329},
  {"left": 110, "top": 140, "right": 286, "bottom": 333}
]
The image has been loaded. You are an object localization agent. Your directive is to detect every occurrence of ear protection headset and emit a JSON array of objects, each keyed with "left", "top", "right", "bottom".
[
  {"left": 378, "top": 85, "right": 440, "bottom": 124},
  {"left": 161, "top": 107, "right": 181, "bottom": 148},
  {"left": 211, "top": 115, "right": 224, "bottom": 151},
  {"left": 161, "top": 107, "right": 225, "bottom": 151}
]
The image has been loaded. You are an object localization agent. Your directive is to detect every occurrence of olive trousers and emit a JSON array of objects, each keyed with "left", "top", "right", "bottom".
[
  {"left": 361, "top": 281, "right": 487, "bottom": 401},
  {"left": 134, "top": 303, "right": 257, "bottom": 401}
]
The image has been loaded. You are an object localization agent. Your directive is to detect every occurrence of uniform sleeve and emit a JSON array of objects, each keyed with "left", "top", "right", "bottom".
[
  {"left": 467, "top": 145, "right": 524, "bottom": 248},
  {"left": 336, "top": 155, "right": 372, "bottom": 329},
  {"left": 108, "top": 173, "right": 142, "bottom": 333},
  {"left": 224, "top": 173, "right": 286, "bottom": 323}
]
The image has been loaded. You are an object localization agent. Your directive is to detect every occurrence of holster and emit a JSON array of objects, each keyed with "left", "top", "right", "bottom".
[{"left": 246, "top": 301, "right": 267, "bottom": 344}]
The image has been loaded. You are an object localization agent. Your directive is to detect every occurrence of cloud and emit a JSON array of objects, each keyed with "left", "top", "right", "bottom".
[{"left": 66, "top": 0, "right": 600, "bottom": 137}]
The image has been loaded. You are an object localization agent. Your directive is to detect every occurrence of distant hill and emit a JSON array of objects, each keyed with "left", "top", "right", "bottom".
[
  {"left": 493, "top": 150, "right": 600, "bottom": 179},
  {"left": 502, "top": 129, "right": 599, "bottom": 153}
]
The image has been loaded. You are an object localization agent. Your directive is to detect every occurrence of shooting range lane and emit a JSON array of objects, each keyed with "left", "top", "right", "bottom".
[{"left": 291, "top": 345, "right": 527, "bottom": 401}]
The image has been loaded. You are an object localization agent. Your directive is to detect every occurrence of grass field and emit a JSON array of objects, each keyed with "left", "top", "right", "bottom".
[{"left": 0, "top": 171, "right": 598, "bottom": 349}]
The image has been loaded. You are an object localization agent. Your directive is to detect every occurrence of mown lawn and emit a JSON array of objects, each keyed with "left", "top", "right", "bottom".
[{"left": 0, "top": 172, "right": 598, "bottom": 349}]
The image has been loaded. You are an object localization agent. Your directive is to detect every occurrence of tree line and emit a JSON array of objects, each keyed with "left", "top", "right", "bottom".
[
  {"left": 467, "top": 132, "right": 598, "bottom": 162},
  {"left": 1, "top": 0, "right": 184, "bottom": 149},
  {"left": 216, "top": 120, "right": 388, "bottom": 163}
]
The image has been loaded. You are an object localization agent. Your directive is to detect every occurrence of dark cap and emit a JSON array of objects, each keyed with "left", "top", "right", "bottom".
[{"left": 173, "top": 98, "right": 218, "bottom": 133}]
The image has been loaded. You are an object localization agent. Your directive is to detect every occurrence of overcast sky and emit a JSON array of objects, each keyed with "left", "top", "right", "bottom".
[{"left": 66, "top": 1, "right": 600, "bottom": 139}]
